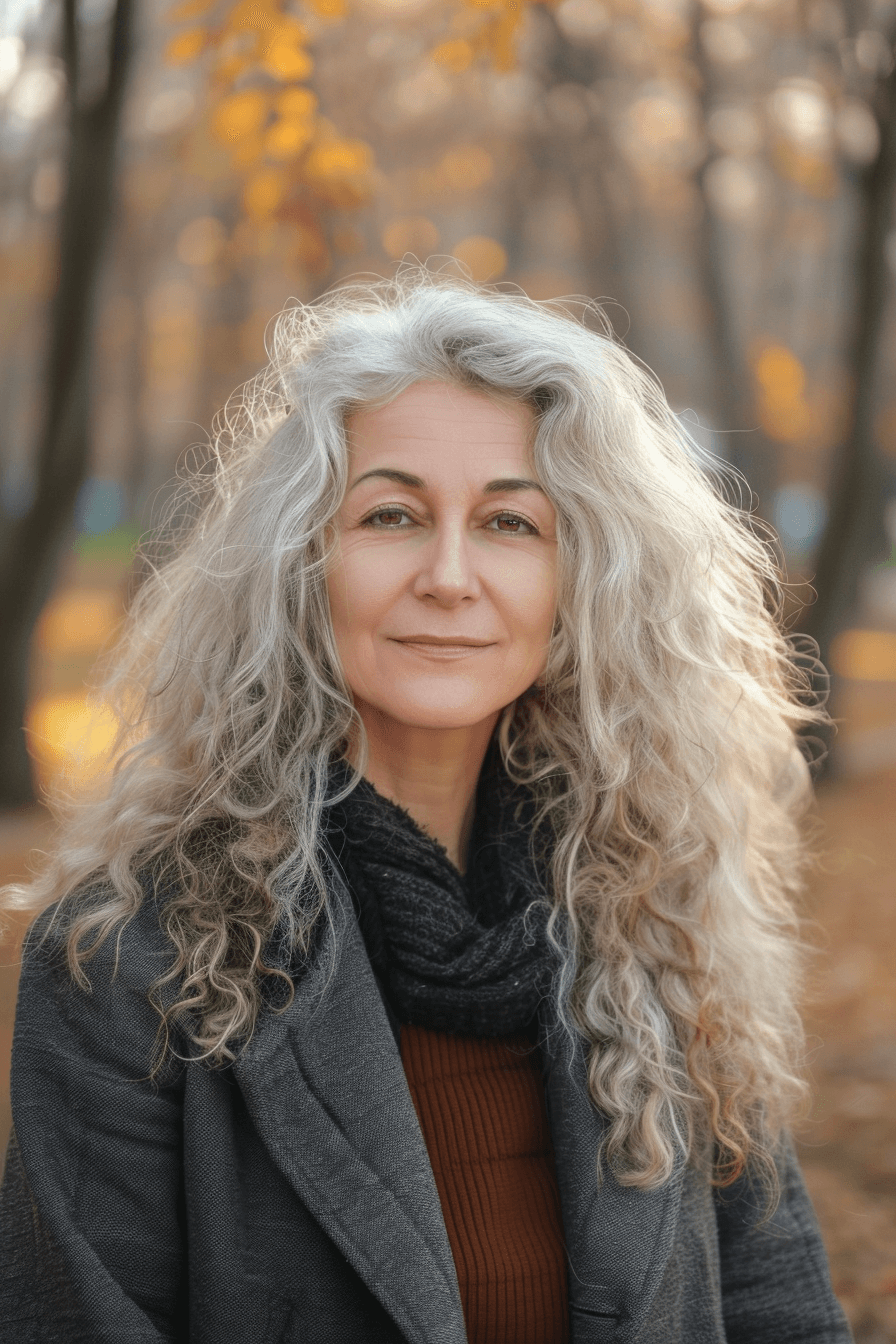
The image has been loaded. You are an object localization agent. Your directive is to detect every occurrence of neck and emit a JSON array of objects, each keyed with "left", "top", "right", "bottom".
[{"left": 348, "top": 706, "right": 501, "bottom": 874}]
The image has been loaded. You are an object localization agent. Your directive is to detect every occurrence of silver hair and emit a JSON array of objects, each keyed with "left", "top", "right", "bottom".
[{"left": 6, "top": 265, "right": 828, "bottom": 1195}]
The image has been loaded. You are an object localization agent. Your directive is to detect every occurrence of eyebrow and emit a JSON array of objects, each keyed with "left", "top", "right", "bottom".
[{"left": 348, "top": 467, "right": 546, "bottom": 495}]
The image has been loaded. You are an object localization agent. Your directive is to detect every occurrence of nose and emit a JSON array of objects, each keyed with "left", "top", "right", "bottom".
[{"left": 413, "top": 518, "right": 482, "bottom": 606}]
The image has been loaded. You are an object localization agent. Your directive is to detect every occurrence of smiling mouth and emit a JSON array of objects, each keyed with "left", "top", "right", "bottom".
[
  {"left": 391, "top": 637, "right": 495, "bottom": 655},
  {"left": 394, "top": 637, "right": 493, "bottom": 647}
]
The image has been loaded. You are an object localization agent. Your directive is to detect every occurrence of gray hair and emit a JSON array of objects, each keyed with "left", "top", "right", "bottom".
[{"left": 7, "top": 266, "right": 827, "bottom": 1196}]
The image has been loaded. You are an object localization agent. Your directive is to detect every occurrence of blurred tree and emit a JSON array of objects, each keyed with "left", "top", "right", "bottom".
[
  {"left": 802, "top": 32, "right": 896, "bottom": 780},
  {"left": 0, "top": 0, "right": 134, "bottom": 806}
]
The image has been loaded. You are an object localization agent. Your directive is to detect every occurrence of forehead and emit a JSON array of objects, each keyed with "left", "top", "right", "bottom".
[{"left": 345, "top": 381, "right": 534, "bottom": 460}]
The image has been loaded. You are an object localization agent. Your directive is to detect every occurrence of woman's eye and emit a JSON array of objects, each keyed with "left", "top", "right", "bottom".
[
  {"left": 487, "top": 513, "right": 539, "bottom": 536},
  {"left": 361, "top": 506, "right": 414, "bottom": 529}
]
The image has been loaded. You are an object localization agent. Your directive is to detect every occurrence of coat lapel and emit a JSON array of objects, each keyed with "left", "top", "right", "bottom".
[
  {"left": 539, "top": 1011, "right": 685, "bottom": 1343},
  {"left": 234, "top": 850, "right": 683, "bottom": 1344},
  {"left": 233, "top": 866, "right": 467, "bottom": 1344}
]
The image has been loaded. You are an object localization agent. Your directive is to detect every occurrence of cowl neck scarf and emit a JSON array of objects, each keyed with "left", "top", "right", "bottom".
[{"left": 323, "top": 743, "right": 556, "bottom": 1037}]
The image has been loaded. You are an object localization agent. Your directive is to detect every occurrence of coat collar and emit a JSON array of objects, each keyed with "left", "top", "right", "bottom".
[{"left": 234, "top": 863, "right": 683, "bottom": 1344}]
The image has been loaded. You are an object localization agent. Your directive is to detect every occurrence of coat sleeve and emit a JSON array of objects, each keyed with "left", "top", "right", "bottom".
[
  {"left": 0, "top": 899, "right": 188, "bottom": 1343},
  {"left": 714, "top": 1133, "right": 853, "bottom": 1344}
]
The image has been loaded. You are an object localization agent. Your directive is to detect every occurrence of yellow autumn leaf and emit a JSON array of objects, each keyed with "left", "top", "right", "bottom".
[
  {"left": 243, "top": 167, "right": 288, "bottom": 219},
  {"left": 277, "top": 86, "right": 318, "bottom": 119},
  {"left": 432, "top": 39, "right": 474, "bottom": 73},
  {"left": 212, "top": 89, "right": 269, "bottom": 143},
  {"left": 305, "top": 139, "right": 373, "bottom": 178},
  {"left": 262, "top": 39, "right": 313, "bottom": 80},
  {"left": 226, "top": 0, "right": 282, "bottom": 31},
  {"left": 265, "top": 118, "right": 314, "bottom": 158},
  {"left": 165, "top": 27, "right": 207, "bottom": 64}
]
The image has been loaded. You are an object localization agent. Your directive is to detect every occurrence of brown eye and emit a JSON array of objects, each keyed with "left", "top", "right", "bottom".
[
  {"left": 362, "top": 506, "right": 414, "bottom": 529},
  {"left": 487, "top": 513, "right": 538, "bottom": 536}
]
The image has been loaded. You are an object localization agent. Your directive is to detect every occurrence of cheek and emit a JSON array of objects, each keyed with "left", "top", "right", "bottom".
[
  {"left": 506, "top": 559, "right": 557, "bottom": 644},
  {"left": 326, "top": 544, "right": 402, "bottom": 641}
]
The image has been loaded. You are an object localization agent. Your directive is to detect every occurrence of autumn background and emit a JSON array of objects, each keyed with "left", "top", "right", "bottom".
[{"left": 1, "top": 0, "right": 896, "bottom": 1335}]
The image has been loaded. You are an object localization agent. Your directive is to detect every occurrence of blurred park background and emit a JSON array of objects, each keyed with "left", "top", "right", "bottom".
[{"left": 1, "top": 0, "right": 896, "bottom": 1336}]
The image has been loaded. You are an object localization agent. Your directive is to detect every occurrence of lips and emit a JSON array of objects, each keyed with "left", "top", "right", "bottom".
[{"left": 393, "top": 636, "right": 494, "bottom": 647}]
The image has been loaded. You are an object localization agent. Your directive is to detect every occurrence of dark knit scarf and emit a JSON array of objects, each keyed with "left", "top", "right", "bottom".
[{"left": 323, "top": 742, "right": 556, "bottom": 1037}]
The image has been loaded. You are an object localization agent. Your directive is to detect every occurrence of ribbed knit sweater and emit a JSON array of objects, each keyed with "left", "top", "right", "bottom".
[{"left": 400, "top": 1021, "right": 570, "bottom": 1344}]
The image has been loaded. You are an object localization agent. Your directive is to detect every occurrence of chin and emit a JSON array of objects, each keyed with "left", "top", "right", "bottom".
[
  {"left": 369, "top": 685, "right": 510, "bottom": 731},
  {"left": 381, "top": 704, "right": 502, "bottom": 731}
]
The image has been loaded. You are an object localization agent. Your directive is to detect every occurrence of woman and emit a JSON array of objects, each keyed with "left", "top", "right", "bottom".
[{"left": 0, "top": 269, "right": 851, "bottom": 1343}]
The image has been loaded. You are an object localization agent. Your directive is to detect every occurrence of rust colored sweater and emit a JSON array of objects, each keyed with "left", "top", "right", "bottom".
[{"left": 400, "top": 1022, "right": 570, "bottom": 1344}]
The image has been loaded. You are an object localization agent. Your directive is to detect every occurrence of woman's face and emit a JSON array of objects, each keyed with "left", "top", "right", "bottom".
[{"left": 326, "top": 380, "right": 558, "bottom": 734}]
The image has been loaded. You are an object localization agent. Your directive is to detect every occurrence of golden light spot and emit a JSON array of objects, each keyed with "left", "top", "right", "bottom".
[
  {"left": 176, "top": 215, "right": 227, "bottom": 267},
  {"left": 262, "top": 39, "right": 313, "bottom": 81},
  {"left": 165, "top": 27, "right": 207, "bottom": 64},
  {"left": 265, "top": 118, "right": 314, "bottom": 159},
  {"left": 304, "top": 138, "right": 375, "bottom": 207},
  {"left": 27, "top": 694, "right": 120, "bottom": 791},
  {"left": 305, "top": 140, "right": 373, "bottom": 177},
  {"left": 753, "top": 343, "right": 813, "bottom": 443},
  {"left": 212, "top": 89, "right": 268, "bottom": 143},
  {"left": 35, "top": 589, "right": 122, "bottom": 658},
  {"left": 242, "top": 167, "right": 287, "bottom": 220},
  {"left": 432, "top": 39, "right": 475, "bottom": 73},
  {"left": 277, "top": 86, "right": 318, "bottom": 119},
  {"left": 439, "top": 144, "right": 493, "bottom": 192},
  {"left": 831, "top": 629, "right": 896, "bottom": 683},
  {"left": 381, "top": 215, "right": 440, "bottom": 258},
  {"left": 451, "top": 234, "right": 507, "bottom": 280},
  {"left": 755, "top": 345, "right": 805, "bottom": 398}
]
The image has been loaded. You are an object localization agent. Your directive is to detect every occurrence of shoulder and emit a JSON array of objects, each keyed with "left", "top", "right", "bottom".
[{"left": 15, "top": 876, "right": 185, "bottom": 1082}]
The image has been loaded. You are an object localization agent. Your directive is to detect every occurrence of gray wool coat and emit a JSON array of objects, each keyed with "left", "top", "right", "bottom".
[{"left": 0, "top": 857, "right": 853, "bottom": 1344}]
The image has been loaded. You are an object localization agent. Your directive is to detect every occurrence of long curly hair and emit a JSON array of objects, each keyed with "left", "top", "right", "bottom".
[{"left": 5, "top": 266, "right": 829, "bottom": 1195}]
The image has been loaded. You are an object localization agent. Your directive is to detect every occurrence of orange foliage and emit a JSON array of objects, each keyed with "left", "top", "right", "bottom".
[
  {"left": 753, "top": 343, "right": 814, "bottom": 445},
  {"left": 163, "top": 0, "right": 552, "bottom": 275},
  {"left": 242, "top": 167, "right": 288, "bottom": 220},
  {"left": 304, "top": 138, "right": 375, "bottom": 209},
  {"left": 212, "top": 89, "right": 269, "bottom": 143},
  {"left": 166, "top": 0, "right": 378, "bottom": 270},
  {"left": 452, "top": 234, "right": 507, "bottom": 280},
  {"left": 166, "top": 27, "right": 208, "bottom": 63}
]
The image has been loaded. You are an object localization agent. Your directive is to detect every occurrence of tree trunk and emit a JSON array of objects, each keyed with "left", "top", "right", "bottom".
[
  {"left": 0, "top": 0, "right": 134, "bottom": 806},
  {"left": 800, "top": 57, "right": 896, "bottom": 781}
]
